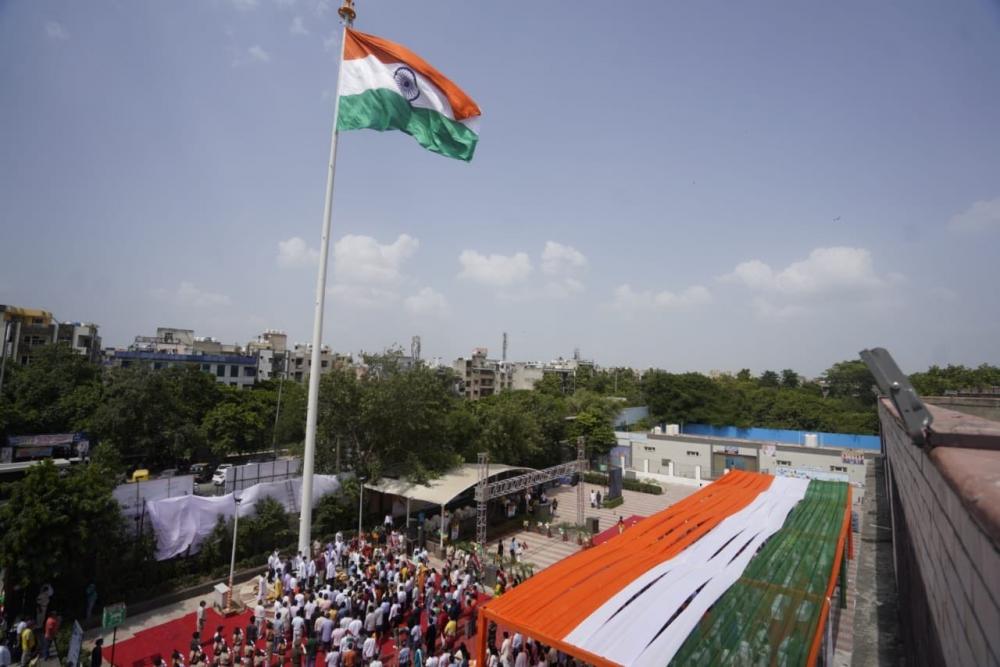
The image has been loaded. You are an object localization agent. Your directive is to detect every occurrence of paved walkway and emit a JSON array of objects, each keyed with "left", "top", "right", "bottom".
[{"left": 493, "top": 481, "right": 697, "bottom": 573}]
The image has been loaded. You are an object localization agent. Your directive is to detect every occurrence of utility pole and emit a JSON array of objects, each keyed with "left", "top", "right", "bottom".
[
  {"left": 0, "top": 319, "right": 9, "bottom": 394},
  {"left": 576, "top": 436, "right": 586, "bottom": 527},
  {"left": 271, "top": 355, "right": 288, "bottom": 459}
]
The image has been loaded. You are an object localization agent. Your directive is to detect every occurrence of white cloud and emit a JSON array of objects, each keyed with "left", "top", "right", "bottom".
[
  {"left": 458, "top": 250, "right": 533, "bottom": 287},
  {"left": 289, "top": 16, "right": 308, "bottom": 35},
  {"left": 277, "top": 236, "right": 319, "bottom": 268},
  {"left": 45, "top": 21, "right": 68, "bottom": 40},
  {"left": 323, "top": 31, "right": 340, "bottom": 52},
  {"left": 151, "top": 282, "right": 231, "bottom": 308},
  {"left": 541, "top": 241, "right": 587, "bottom": 276},
  {"left": 247, "top": 45, "right": 271, "bottom": 63},
  {"left": 405, "top": 288, "right": 450, "bottom": 317},
  {"left": 948, "top": 197, "right": 1000, "bottom": 232},
  {"left": 328, "top": 284, "right": 399, "bottom": 309},
  {"left": 230, "top": 0, "right": 258, "bottom": 10},
  {"left": 612, "top": 284, "right": 712, "bottom": 312},
  {"left": 720, "top": 247, "right": 890, "bottom": 296},
  {"left": 334, "top": 234, "right": 418, "bottom": 285}
]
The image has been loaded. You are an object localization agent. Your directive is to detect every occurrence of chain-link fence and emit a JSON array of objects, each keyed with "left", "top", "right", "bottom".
[
  {"left": 220, "top": 458, "right": 301, "bottom": 495},
  {"left": 112, "top": 475, "right": 195, "bottom": 535}
]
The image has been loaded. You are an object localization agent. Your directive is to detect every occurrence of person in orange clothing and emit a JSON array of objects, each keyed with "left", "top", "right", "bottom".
[{"left": 41, "top": 612, "right": 60, "bottom": 660}]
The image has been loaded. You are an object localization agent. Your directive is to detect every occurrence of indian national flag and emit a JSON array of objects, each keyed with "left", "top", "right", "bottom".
[{"left": 337, "top": 29, "right": 482, "bottom": 161}]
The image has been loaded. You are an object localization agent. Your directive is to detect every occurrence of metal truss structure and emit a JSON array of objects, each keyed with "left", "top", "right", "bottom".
[{"left": 474, "top": 438, "right": 587, "bottom": 550}]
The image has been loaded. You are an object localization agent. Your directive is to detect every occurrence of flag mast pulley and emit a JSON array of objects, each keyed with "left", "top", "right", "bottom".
[{"left": 338, "top": 0, "right": 356, "bottom": 24}]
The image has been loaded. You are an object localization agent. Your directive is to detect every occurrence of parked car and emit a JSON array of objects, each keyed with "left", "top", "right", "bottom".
[
  {"left": 159, "top": 468, "right": 177, "bottom": 478},
  {"left": 212, "top": 464, "right": 233, "bottom": 486},
  {"left": 190, "top": 463, "right": 212, "bottom": 483}
]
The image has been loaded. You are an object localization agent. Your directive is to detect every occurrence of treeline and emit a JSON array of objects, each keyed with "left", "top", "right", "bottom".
[
  {"left": 0, "top": 345, "right": 622, "bottom": 479},
  {"left": 0, "top": 344, "right": 307, "bottom": 470},
  {"left": 3, "top": 346, "right": 997, "bottom": 474},
  {"left": 311, "top": 360, "right": 619, "bottom": 481},
  {"left": 639, "top": 361, "right": 882, "bottom": 435},
  {"left": 910, "top": 363, "right": 1000, "bottom": 396}
]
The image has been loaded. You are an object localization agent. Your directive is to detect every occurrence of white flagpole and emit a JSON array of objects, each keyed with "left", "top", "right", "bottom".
[{"left": 297, "top": 0, "right": 356, "bottom": 557}]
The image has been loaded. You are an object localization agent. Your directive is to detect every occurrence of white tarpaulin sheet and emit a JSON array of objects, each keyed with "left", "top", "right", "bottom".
[
  {"left": 146, "top": 474, "right": 341, "bottom": 560},
  {"left": 112, "top": 476, "right": 195, "bottom": 521}
]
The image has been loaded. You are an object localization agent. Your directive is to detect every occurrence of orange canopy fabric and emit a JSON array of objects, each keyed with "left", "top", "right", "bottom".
[{"left": 478, "top": 471, "right": 775, "bottom": 665}]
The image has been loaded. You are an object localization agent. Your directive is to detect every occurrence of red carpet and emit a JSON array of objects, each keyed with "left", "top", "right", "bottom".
[
  {"left": 591, "top": 514, "right": 644, "bottom": 547},
  {"left": 102, "top": 608, "right": 253, "bottom": 667},
  {"left": 102, "top": 593, "right": 491, "bottom": 667}
]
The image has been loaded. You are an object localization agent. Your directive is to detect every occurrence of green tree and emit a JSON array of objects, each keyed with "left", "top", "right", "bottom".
[
  {"left": 0, "top": 460, "right": 128, "bottom": 614},
  {"left": 534, "top": 372, "right": 568, "bottom": 397},
  {"left": 910, "top": 364, "right": 1000, "bottom": 396},
  {"left": 474, "top": 392, "right": 543, "bottom": 465},
  {"left": 758, "top": 370, "right": 780, "bottom": 388},
  {"left": 315, "top": 363, "right": 461, "bottom": 482},
  {"left": 0, "top": 344, "right": 103, "bottom": 438},
  {"left": 823, "top": 360, "right": 877, "bottom": 405},
  {"left": 239, "top": 496, "right": 292, "bottom": 557},
  {"left": 90, "top": 366, "right": 220, "bottom": 468},
  {"left": 780, "top": 369, "right": 800, "bottom": 389},
  {"left": 201, "top": 388, "right": 272, "bottom": 457},
  {"left": 735, "top": 369, "right": 754, "bottom": 383}
]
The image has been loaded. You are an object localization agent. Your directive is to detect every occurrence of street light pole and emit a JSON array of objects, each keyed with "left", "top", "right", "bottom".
[
  {"left": 357, "top": 479, "right": 365, "bottom": 538},
  {"left": 227, "top": 495, "right": 242, "bottom": 610}
]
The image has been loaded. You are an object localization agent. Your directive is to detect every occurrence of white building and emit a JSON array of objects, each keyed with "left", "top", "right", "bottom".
[{"left": 615, "top": 430, "right": 869, "bottom": 501}]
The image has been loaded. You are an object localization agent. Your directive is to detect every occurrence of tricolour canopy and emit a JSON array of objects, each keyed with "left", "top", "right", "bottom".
[{"left": 476, "top": 470, "right": 851, "bottom": 667}]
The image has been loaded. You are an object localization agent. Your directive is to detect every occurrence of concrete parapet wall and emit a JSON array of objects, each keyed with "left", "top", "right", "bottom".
[{"left": 880, "top": 400, "right": 1000, "bottom": 667}]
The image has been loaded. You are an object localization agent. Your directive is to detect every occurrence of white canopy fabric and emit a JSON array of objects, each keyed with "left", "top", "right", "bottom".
[
  {"left": 146, "top": 474, "right": 341, "bottom": 560},
  {"left": 364, "top": 464, "right": 533, "bottom": 507}
]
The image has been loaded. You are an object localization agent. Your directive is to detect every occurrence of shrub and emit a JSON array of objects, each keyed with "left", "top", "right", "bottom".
[
  {"left": 602, "top": 496, "right": 624, "bottom": 509},
  {"left": 583, "top": 471, "right": 663, "bottom": 495}
]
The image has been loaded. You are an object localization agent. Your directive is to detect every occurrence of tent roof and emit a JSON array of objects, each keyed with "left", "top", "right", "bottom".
[{"left": 363, "top": 464, "right": 533, "bottom": 507}]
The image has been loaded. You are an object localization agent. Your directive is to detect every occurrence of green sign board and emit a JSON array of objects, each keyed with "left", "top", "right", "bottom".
[{"left": 102, "top": 603, "right": 126, "bottom": 630}]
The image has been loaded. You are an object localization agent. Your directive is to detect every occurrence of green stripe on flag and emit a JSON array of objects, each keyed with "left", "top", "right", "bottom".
[
  {"left": 337, "top": 88, "right": 478, "bottom": 162},
  {"left": 670, "top": 480, "right": 849, "bottom": 666}
]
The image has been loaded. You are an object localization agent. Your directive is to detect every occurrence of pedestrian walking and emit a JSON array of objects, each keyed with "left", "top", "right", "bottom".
[{"left": 196, "top": 601, "right": 207, "bottom": 636}]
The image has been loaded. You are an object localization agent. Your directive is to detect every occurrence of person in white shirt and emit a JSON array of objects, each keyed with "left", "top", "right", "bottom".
[
  {"left": 513, "top": 649, "right": 528, "bottom": 667},
  {"left": 324, "top": 648, "right": 340, "bottom": 667},
  {"left": 361, "top": 635, "right": 377, "bottom": 662},
  {"left": 291, "top": 613, "right": 305, "bottom": 641},
  {"left": 254, "top": 603, "right": 266, "bottom": 635},
  {"left": 347, "top": 617, "right": 362, "bottom": 639},
  {"left": 363, "top": 607, "right": 376, "bottom": 635},
  {"left": 500, "top": 632, "right": 512, "bottom": 667}
]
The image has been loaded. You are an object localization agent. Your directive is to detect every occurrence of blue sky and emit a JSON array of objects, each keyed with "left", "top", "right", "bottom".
[{"left": 2, "top": 0, "right": 999, "bottom": 376}]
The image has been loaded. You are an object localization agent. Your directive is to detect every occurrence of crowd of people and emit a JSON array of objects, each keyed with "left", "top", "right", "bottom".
[
  {"left": 1, "top": 609, "right": 61, "bottom": 667},
  {"left": 183, "top": 527, "right": 489, "bottom": 667}
]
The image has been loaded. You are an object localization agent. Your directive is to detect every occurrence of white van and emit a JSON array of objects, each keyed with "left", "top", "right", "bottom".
[{"left": 212, "top": 463, "right": 233, "bottom": 486}]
